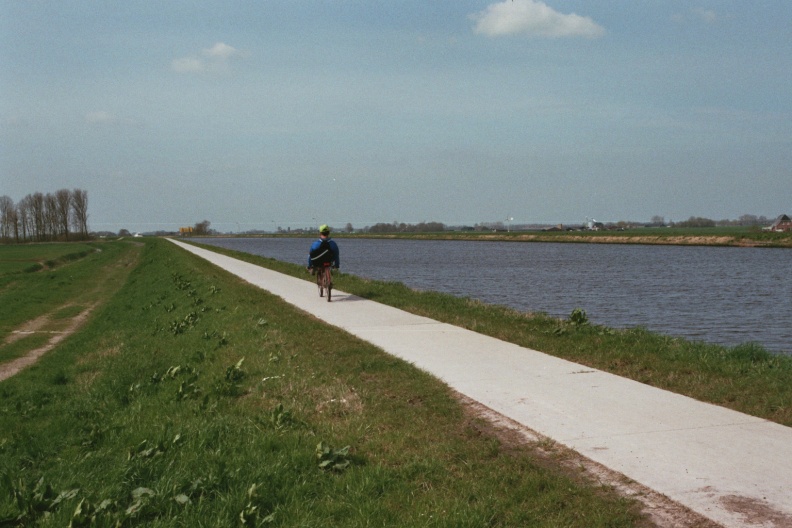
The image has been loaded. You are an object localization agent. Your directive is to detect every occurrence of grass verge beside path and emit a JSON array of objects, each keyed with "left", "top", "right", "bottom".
[
  {"left": 194, "top": 241, "right": 792, "bottom": 428},
  {"left": 0, "top": 238, "right": 646, "bottom": 526}
]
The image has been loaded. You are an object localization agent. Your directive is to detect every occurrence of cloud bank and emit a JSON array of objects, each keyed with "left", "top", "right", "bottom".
[{"left": 471, "top": 0, "right": 605, "bottom": 38}]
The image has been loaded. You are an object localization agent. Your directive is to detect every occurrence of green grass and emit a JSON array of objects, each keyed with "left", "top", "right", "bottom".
[
  {"left": 51, "top": 305, "right": 87, "bottom": 320},
  {"left": 0, "top": 334, "right": 51, "bottom": 364},
  {"left": 197, "top": 241, "right": 792, "bottom": 427},
  {"left": 0, "top": 238, "right": 646, "bottom": 526},
  {"left": 0, "top": 243, "right": 96, "bottom": 275},
  {"left": 525, "top": 225, "right": 792, "bottom": 246},
  {"left": 0, "top": 241, "right": 138, "bottom": 345}
]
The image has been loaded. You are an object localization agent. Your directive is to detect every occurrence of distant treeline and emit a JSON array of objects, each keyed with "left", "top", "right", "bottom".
[
  {"left": 364, "top": 221, "right": 447, "bottom": 233},
  {"left": 361, "top": 215, "right": 776, "bottom": 233},
  {"left": 0, "top": 189, "right": 89, "bottom": 243}
]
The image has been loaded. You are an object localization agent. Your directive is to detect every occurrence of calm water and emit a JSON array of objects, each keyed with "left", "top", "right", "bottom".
[{"left": 199, "top": 237, "right": 792, "bottom": 355}]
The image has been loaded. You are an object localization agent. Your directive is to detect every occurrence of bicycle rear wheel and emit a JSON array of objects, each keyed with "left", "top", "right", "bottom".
[
  {"left": 316, "top": 268, "right": 324, "bottom": 297},
  {"left": 316, "top": 266, "right": 332, "bottom": 301}
]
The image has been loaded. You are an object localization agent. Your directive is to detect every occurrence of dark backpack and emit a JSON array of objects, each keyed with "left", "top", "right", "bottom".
[{"left": 310, "top": 239, "right": 334, "bottom": 266}]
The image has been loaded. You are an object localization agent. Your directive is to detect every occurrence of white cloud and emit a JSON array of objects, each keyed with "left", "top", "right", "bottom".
[
  {"left": 172, "top": 42, "right": 247, "bottom": 74},
  {"left": 203, "top": 42, "right": 240, "bottom": 59},
  {"left": 171, "top": 57, "right": 205, "bottom": 73},
  {"left": 470, "top": 0, "right": 605, "bottom": 39}
]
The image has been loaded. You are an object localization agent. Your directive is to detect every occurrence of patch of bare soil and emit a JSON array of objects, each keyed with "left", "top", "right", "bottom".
[
  {"left": 455, "top": 393, "right": 723, "bottom": 528},
  {"left": 0, "top": 304, "right": 96, "bottom": 382},
  {"left": 720, "top": 495, "right": 792, "bottom": 527},
  {"left": 2, "top": 312, "right": 54, "bottom": 346}
]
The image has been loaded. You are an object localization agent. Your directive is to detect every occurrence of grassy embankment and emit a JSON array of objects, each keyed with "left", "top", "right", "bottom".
[
  {"left": 0, "top": 242, "right": 130, "bottom": 366},
  {"left": 196, "top": 241, "right": 792, "bottom": 428},
  {"left": 1, "top": 239, "right": 648, "bottom": 526},
  {"left": 297, "top": 226, "right": 792, "bottom": 248},
  {"left": 0, "top": 243, "right": 97, "bottom": 275}
]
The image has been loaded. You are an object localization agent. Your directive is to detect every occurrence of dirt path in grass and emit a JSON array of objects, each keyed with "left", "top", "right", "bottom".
[
  {"left": 0, "top": 241, "right": 142, "bottom": 382},
  {"left": 0, "top": 304, "right": 97, "bottom": 382}
]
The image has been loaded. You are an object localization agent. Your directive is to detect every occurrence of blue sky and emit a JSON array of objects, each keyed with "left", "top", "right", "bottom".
[{"left": 2, "top": 1, "right": 791, "bottom": 232}]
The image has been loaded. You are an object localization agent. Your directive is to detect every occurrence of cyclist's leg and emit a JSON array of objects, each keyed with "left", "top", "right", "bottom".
[{"left": 325, "top": 266, "right": 332, "bottom": 302}]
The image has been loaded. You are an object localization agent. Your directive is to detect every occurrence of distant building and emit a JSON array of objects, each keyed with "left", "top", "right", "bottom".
[{"left": 767, "top": 214, "right": 792, "bottom": 232}]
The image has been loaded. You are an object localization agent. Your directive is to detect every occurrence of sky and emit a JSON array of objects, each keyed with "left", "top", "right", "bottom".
[{"left": 2, "top": 1, "right": 791, "bottom": 233}]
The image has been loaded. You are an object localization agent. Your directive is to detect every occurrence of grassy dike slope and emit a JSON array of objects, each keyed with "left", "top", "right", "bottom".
[{"left": 1, "top": 238, "right": 646, "bottom": 527}]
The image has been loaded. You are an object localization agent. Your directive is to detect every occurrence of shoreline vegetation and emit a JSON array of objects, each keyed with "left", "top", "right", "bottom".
[
  {"left": 350, "top": 230, "right": 792, "bottom": 248},
  {"left": 1, "top": 238, "right": 789, "bottom": 526},
  {"left": 194, "top": 226, "right": 792, "bottom": 248}
]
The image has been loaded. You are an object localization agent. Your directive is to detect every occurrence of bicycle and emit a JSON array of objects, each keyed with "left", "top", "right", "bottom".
[{"left": 315, "top": 263, "right": 333, "bottom": 302}]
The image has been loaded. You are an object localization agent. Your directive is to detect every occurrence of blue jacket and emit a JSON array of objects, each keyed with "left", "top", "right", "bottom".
[{"left": 308, "top": 237, "right": 340, "bottom": 268}]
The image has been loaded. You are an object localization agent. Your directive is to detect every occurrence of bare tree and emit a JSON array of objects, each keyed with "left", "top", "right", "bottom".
[
  {"left": 17, "top": 195, "right": 32, "bottom": 242},
  {"left": 0, "top": 195, "right": 14, "bottom": 242},
  {"left": 71, "top": 188, "right": 89, "bottom": 239},
  {"left": 193, "top": 220, "right": 211, "bottom": 235},
  {"left": 45, "top": 192, "right": 59, "bottom": 240},
  {"left": 738, "top": 214, "right": 760, "bottom": 226},
  {"left": 55, "top": 189, "right": 72, "bottom": 240},
  {"left": 2, "top": 189, "right": 91, "bottom": 243},
  {"left": 31, "top": 192, "right": 45, "bottom": 241}
]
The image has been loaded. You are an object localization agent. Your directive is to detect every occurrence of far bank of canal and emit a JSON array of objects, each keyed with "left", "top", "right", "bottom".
[{"left": 198, "top": 237, "right": 791, "bottom": 356}]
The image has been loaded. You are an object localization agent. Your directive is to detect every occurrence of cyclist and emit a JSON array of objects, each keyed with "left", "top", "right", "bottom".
[{"left": 307, "top": 224, "right": 340, "bottom": 273}]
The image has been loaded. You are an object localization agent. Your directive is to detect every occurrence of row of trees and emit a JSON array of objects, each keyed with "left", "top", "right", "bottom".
[
  {"left": 365, "top": 221, "right": 446, "bottom": 234},
  {"left": 652, "top": 214, "right": 774, "bottom": 228},
  {"left": 358, "top": 215, "right": 778, "bottom": 234},
  {"left": 0, "top": 189, "right": 89, "bottom": 243}
]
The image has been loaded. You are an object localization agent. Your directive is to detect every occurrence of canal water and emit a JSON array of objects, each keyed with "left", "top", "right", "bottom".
[{"left": 198, "top": 237, "right": 792, "bottom": 355}]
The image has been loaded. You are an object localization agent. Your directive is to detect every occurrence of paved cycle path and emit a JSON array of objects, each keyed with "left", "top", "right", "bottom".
[{"left": 170, "top": 239, "right": 792, "bottom": 527}]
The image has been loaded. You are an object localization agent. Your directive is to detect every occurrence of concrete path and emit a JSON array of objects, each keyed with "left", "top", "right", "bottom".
[{"left": 170, "top": 239, "right": 792, "bottom": 528}]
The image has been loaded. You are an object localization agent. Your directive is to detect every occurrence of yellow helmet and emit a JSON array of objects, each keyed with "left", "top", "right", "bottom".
[{"left": 319, "top": 224, "right": 330, "bottom": 234}]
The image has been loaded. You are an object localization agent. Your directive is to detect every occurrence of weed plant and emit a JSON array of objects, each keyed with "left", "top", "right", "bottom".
[
  {"left": 198, "top": 242, "right": 792, "bottom": 427},
  {"left": 0, "top": 239, "right": 644, "bottom": 526}
]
